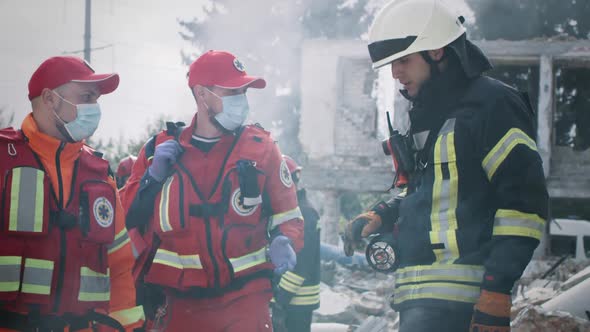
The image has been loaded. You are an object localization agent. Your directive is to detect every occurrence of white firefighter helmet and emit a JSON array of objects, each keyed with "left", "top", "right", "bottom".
[{"left": 368, "top": 0, "right": 466, "bottom": 69}]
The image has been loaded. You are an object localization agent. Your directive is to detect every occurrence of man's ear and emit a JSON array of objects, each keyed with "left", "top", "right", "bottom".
[
  {"left": 40, "top": 88, "right": 58, "bottom": 109},
  {"left": 428, "top": 48, "right": 445, "bottom": 62}
]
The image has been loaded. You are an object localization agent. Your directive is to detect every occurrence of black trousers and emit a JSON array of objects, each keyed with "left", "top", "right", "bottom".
[
  {"left": 399, "top": 306, "right": 473, "bottom": 332},
  {"left": 285, "top": 310, "right": 312, "bottom": 332}
]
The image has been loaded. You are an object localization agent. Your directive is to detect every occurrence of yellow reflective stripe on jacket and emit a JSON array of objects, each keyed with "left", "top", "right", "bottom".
[
  {"left": 153, "top": 249, "right": 202, "bottom": 270},
  {"left": 279, "top": 271, "right": 305, "bottom": 294},
  {"left": 107, "top": 229, "right": 130, "bottom": 254},
  {"left": 109, "top": 305, "right": 145, "bottom": 327},
  {"left": 269, "top": 207, "right": 303, "bottom": 230},
  {"left": 482, "top": 128, "right": 537, "bottom": 180},
  {"left": 296, "top": 284, "right": 320, "bottom": 296},
  {"left": 78, "top": 267, "right": 110, "bottom": 302},
  {"left": 430, "top": 119, "right": 460, "bottom": 263},
  {"left": 9, "top": 167, "right": 45, "bottom": 233},
  {"left": 493, "top": 209, "right": 545, "bottom": 240},
  {"left": 159, "top": 176, "right": 174, "bottom": 232},
  {"left": 290, "top": 293, "right": 320, "bottom": 306},
  {"left": 21, "top": 258, "right": 54, "bottom": 295},
  {"left": 393, "top": 282, "right": 481, "bottom": 305},
  {"left": 395, "top": 264, "right": 484, "bottom": 285},
  {"left": 0, "top": 256, "right": 22, "bottom": 292},
  {"left": 230, "top": 247, "right": 267, "bottom": 273}
]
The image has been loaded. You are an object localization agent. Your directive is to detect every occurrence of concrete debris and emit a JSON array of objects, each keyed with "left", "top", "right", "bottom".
[
  {"left": 310, "top": 323, "right": 351, "bottom": 332},
  {"left": 353, "top": 292, "right": 385, "bottom": 316},
  {"left": 512, "top": 305, "right": 590, "bottom": 332},
  {"left": 354, "top": 316, "right": 389, "bottom": 332},
  {"left": 560, "top": 265, "right": 590, "bottom": 291},
  {"left": 542, "top": 278, "right": 590, "bottom": 320}
]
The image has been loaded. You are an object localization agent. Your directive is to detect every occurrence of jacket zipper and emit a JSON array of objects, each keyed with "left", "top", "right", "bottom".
[{"left": 53, "top": 142, "right": 66, "bottom": 312}]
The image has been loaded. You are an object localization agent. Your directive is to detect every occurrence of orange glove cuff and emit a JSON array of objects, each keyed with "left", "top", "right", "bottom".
[{"left": 474, "top": 290, "right": 511, "bottom": 318}]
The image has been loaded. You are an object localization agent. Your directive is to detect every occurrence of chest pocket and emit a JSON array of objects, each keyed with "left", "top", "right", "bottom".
[
  {"left": 429, "top": 118, "right": 461, "bottom": 263},
  {"left": 79, "top": 180, "right": 117, "bottom": 244}
]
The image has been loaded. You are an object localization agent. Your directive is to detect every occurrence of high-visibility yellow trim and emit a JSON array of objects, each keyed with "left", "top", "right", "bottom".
[
  {"left": 153, "top": 249, "right": 183, "bottom": 269},
  {"left": 430, "top": 123, "right": 460, "bottom": 264},
  {"left": 78, "top": 292, "right": 110, "bottom": 302},
  {"left": 283, "top": 271, "right": 304, "bottom": 285},
  {"left": 493, "top": 209, "right": 545, "bottom": 240},
  {"left": 25, "top": 258, "right": 53, "bottom": 269},
  {"left": 290, "top": 294, "right": 320, "bottom": 306},
  {"left": 230, "top": 247, "right": 267, "bottom": 273},
  {"left": 0, "top": 256, "right": 22, "bottom": 292},
  {"left": 22, "top": 284, "right": 51, "bottom": 295},
  {"left": 9, "top": 167, "right": 21, "bottom": 232},
  {"left": 0, "top": 256, "right": 21, "bottom": 265},
  {"left": 493, "top": 226, "right": 543, "bottom": 240},
  {"left": 152, "top": 249, "right": 202, "bottom": 270},
  {"left": 109, "top": 305, "right": 145, "bottom": 326},
  {"left": 107, "top": 229, "right": 131, "bottom": 254},
  {"left": 395, "top": 264, "right": 484, "bottom": 285},
  {"left": 0, "top": 282, "right": 20, "bottom": 292},
  {"left": 296, "top": 284, "right": 320, "bottom": 296},
  {"left": 269, "top": 207, "right": 303, "bottom": 230},
  {"left": 482, "top": 128, "right": 537, "bottom": 180},
  {"left": 394, "top": 282, "right": 481, "bottom": 304},
  {"left": 447, "top": 133, "right": 458, "bottom": 231},
  {"left": 33, "top": 169, "right": 44, "bottom": 232},
  {"left": 279, "top": 278, "right": 300, "bottom": 294},
  {"left": 159, "top": 176, "right": 174, "bottom": 232},
  {"left": 80, "top": 267, "right": 110, "bottom": 277}
]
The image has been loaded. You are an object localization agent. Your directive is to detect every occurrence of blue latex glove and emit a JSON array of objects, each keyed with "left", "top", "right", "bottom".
[
  {"left": 148, "top": 140, "right": 184, "bottom": 182},
  {"left": 269, "top": 235, "right": 297, "bottom": 275}
]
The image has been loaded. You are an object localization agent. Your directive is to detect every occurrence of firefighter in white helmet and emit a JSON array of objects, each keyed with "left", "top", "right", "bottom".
[{"left": 343, "top": 0, "right": 549, "bottom": 331}]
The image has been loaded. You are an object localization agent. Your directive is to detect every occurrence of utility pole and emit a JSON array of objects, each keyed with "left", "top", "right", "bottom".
[{"left": 84, "top": 0, "right": 92, "bottom": 62}]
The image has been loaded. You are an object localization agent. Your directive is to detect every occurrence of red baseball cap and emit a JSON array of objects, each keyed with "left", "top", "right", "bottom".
[
  {"left": 187, "top": 50, "right": 266, "bottom": 89},
  {"left": 28, "top": 56, "right": 120, "bottom": 100}
]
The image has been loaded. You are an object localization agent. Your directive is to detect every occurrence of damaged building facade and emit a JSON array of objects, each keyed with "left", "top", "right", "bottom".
[{"left": 298, "top": 39, "right": 590, "bottom": 256}]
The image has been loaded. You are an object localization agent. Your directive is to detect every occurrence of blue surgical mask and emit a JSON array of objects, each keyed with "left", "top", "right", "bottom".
[
  {"left": 205, "top": 88, "right": 250, "bottom": 131},
  {"left": 52, "top": 91, "right": 102, "bottom": 141}
]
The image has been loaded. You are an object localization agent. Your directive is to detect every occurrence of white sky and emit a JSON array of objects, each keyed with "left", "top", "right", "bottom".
[{"left": 0, "top": 0, "right": 205, "bottom": 141}]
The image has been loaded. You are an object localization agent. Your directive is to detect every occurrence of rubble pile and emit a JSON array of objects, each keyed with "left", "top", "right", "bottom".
[
  {"left": 313, "top": 262, "right": 397, "bottom": 331},
  {"left": 512, "top": 257, "right": 590, "bottom": 331}
]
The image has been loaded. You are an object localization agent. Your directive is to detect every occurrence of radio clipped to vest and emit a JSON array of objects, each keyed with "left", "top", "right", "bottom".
[
  {"left": 236, "top": 159, "right": 263, "bottom": 207},
  {"left": 381, "top": 112, "right": 414, "bottom": 189}
]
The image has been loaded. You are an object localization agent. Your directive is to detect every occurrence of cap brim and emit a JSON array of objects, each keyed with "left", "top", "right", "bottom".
[
  {"left": 215, "top": 75, "right": 266, "bottom": 89},
  {"left": 71, "top": 73, "right": 120, "bottom": 95}
]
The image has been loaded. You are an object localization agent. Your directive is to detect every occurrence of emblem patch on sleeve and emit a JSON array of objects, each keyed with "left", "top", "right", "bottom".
[
  {"left": 231, "top": 188, "right": 258, "bottom": 216},
  {"left": 93, "top": 197, "right": 114, "bottom": 228},
  {"left": 280, "top": 159, "right": 293, "bottom": 188}
]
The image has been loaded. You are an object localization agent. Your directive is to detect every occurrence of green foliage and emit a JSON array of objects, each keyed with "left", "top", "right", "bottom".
[{"left": 87, "top": 115, "right": 167, "bottom": 168}]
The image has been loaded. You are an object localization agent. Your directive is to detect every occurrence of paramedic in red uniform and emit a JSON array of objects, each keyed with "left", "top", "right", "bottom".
[
  {"left": 0, "top": 56, "right": 144, "bottom": 331},
  {"left": 120, "top": 50, "right": 304, "bottom": 332}
]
